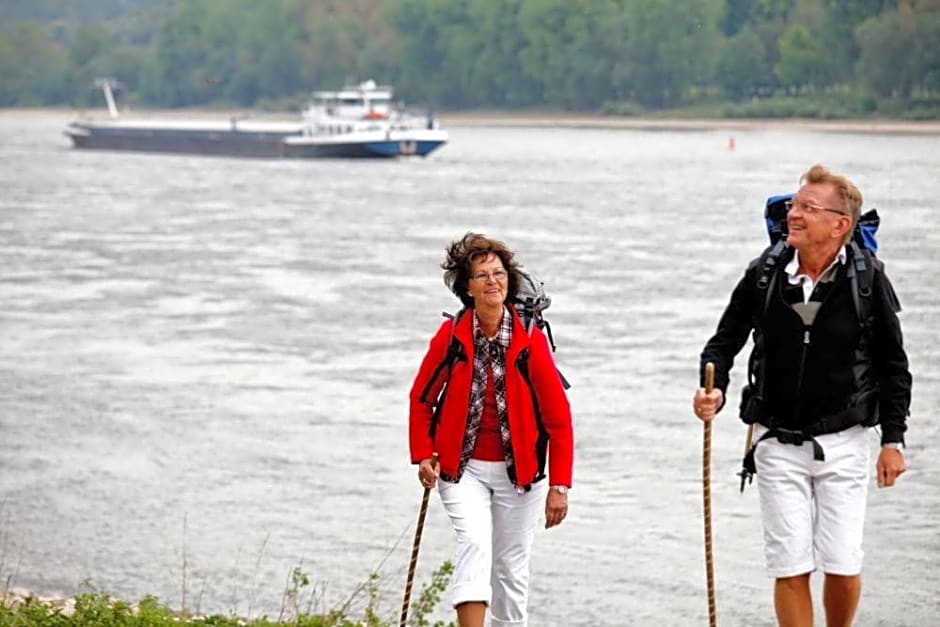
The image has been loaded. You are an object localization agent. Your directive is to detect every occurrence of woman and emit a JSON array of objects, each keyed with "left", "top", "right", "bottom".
[{"left": 409, "top": 232, "right": 574, "bottom": 627}]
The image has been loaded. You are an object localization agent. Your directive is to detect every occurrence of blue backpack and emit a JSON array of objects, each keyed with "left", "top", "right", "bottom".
[{"left": 763, "top": 192, "right": 880, "bottom": 253}]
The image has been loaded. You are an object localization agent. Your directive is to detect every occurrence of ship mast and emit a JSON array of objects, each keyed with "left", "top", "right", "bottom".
[{"left": 94, "top": 77, "right": 120, "bottom": 118}]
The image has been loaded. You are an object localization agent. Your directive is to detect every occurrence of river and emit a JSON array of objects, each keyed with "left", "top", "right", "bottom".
[{"left": 0, "top": 111, "right": 937, "bottom": 625}]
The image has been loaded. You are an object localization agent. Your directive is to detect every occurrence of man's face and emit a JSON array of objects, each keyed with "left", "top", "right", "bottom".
[{"left": 786, "top": 182, "right": 851, "bottom": 252}]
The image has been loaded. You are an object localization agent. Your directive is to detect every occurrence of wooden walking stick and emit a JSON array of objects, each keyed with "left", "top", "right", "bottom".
[
  {"left": 400, "top": 452, "right": 438, "bottom": 627},
  {"left": 702, "top": 362, "right": 717, "bottom": 627},
  {"left": 738, "top": 423, "right": 755, "bottom": 493}
]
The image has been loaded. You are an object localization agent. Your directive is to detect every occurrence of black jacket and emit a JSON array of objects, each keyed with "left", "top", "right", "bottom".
[{"left": 700, "top": 245, "right": 911, "bottom": 444}]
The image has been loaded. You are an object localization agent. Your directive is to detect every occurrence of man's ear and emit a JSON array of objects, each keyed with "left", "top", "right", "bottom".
[{"left": 833, "top": 215, "right": 853, "bottom": 241}]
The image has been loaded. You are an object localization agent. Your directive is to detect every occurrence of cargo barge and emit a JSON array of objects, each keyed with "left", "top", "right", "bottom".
[{"left": 64, "top": 79, "right": 448, "bottom": 159}]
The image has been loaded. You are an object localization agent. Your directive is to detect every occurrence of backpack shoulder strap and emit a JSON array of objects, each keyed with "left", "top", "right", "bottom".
[
  {"left": 754, "top": 239, "right": 789, "bottom": 316},
  {"left": 744, "top": 240, "right": 790, "bottom": 418},
  {"left": 846, "top": 241, "right": 876, "bottom": 328},
  {"left": 417, "top": 308, "right": 468, "bottom": 404},
  {"left": 533, "top": 314, "right": 558, "bottom": 351},
  {"left": 515, "top": 346, "right": 550, "bottom": 482}
]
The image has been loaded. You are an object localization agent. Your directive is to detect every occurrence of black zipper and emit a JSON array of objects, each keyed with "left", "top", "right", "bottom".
[
  {"left": 788, "top": 326, "right": 812, "bottom": 426},
  {"left": 791, "top": 272, "right": 838, "bottom": 423}
]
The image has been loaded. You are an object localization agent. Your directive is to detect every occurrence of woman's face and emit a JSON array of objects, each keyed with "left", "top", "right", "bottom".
[{"left": 467, "top": 253, "right": 508, "bottom": 310}]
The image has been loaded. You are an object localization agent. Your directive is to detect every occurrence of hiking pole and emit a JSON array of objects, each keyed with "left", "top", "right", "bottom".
[
  {"left": 737, "top": 424, "right": 754, "bottom": 493},
  {"left": 702, "top": 362, "right": 718, "bottom": 627},
  {"left": 400, "top": 452, "right": 438, "bottom": 627}
]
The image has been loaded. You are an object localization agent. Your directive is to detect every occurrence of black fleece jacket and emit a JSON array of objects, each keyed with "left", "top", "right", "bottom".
[{"left": 700, "top": 245, "right": 911, "bottom": 445}]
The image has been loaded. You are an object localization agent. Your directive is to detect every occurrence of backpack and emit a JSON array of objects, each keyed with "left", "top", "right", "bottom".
[
  {"left": 513, "top": 269, "right": 558, "bottom": 350},
  {"left": 740, "top": 193, "right": 891, "bottom": 425}
]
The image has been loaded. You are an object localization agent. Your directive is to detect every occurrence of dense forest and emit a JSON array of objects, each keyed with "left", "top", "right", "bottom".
[{"left": 0, "top": 0, "right": 937, "bottom": 118}]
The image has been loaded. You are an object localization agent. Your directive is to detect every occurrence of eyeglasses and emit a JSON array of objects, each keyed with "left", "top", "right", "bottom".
[
  {"left": 785, "top": 198, "right": 848, "bottom": 217},
  {"left": 471, "top": 270, "right": 508, "bottom": 283}
]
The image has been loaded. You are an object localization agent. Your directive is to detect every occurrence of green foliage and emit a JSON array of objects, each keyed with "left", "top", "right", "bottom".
[
  {"left": 754, "top": 0, "right": 798, "bottom": 21},
  {"left": 722, "top": 0, "right": 754, "bottom": 35},
  {"left": 0, "top": 561, "right": 456, "bottom": 627},
  {"left": 462, "top": 0, "right": 541, "bottom": 107},
  {"left": 72, "top": 593, "right": 139, "bottom": 625},
  {"left": 718, "top": 90, "right": 877, "bottom": 118},
  {"left": 600, "top": 100, "right": 648, "bottom": 116},
  {"left": 407, "top": 560, "right": 454, "bottom": 627},
  {"left": 0, "top": 0, "right": 164, "bottom": 35},
  {"left": 516, "top": 0, "right": 632, "bottom": 109},
  {"left": 0, "top": 20, "right": 69, "bottom": 106},
  {"left": 139, "top": 0, "right": 303, "bottom": 107},
  {"left": 0, "top": 0, "right": 936, "bottom": 116},
  {"left": 774, "top": 23, "right": 833, "bottom": 90},
  {"left": 279, "top": 565, "right": 311, "bottom": 622},
  {"left": 855, "top": 3, "right": 940, "bottom": 102},
  {"left": 620, "top": 0, "right": 724, "bottom": 108},
  {"left": 716, "top": 26, "right": 772, "bottom": 99},
  {"left": 0, "top": 596, "right": 69, "bottom": 627}
]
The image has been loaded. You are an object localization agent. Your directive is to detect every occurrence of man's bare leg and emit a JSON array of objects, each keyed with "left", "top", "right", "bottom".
[
  {"left": 774, "top": 573, "right": 813, "bottom": 627},
  {"left": 823, "top": 573, "right": 861, "bottom": 627}
]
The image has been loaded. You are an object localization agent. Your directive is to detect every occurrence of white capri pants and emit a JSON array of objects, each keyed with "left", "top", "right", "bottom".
[
  {"left": 754, "top": 424, "right": 871, "bottom": 578},
  {"left": 437, "top": 459, "right": 547, "bottom": 627}
]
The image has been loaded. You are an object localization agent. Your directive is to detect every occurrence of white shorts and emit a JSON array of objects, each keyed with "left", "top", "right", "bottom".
[
  {"left": 437, "top": 459, "right": 547, "bottom": 627},
  {"left": 753, "top": 424, "right": 871, "bottom": 578}
]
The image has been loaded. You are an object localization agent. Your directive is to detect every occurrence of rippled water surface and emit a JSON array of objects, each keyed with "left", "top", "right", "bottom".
[{"left": 1, "top": 112, "right": 938, "bottom": 625}]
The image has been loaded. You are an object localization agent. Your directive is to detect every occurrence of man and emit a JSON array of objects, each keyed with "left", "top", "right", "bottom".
[{"left": 692, "top": 164, "right": 912, "bottom": 627}]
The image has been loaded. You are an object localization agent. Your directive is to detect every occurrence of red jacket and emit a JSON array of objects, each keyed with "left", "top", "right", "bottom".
[{"left": 409, "top": 308, "right": 574, "bottom": 488}]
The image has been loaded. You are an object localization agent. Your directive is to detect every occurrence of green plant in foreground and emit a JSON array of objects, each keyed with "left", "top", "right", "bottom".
[
  {"left": 278, "top": 565, "right": 310, "bottom": 623},
  {"left": 408, "top": 560, "right": 454, "bottom": 627},
  {"left": 0, "top": 560, "right": 455, "bottom": 627}
]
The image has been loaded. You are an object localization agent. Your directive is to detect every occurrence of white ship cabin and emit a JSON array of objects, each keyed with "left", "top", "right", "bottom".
[{"left": 303, "top": 79, "right": 398, "bottom": 135}]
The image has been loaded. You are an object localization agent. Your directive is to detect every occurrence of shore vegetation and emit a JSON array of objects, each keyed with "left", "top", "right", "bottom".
[
  {"left": 0, "top": 0, "right": 937, "bottom": 120},
  {"left": 0, "top": 561, "right": 455, "bottom": 627}
]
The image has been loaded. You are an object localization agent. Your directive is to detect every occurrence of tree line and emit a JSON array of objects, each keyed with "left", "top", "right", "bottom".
[{"left": 0, "top": 0, "right": 937, "bottom": 118}]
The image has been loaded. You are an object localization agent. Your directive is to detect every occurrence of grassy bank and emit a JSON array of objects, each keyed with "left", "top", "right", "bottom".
[
  {"left": 0, "top": 562, "right": 455, "bottom": 627},
  {"left": 439, "top": 110, "right": 940, "bottom": 135}
]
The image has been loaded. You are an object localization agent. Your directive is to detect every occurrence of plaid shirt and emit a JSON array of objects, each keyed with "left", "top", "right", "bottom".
[{"left": 445, "top": 306, "right": 515, "bottom": 482}]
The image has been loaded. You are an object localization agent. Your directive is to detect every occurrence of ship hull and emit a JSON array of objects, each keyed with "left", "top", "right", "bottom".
[
  {"left": 282, "top": 138, "right": 446, "bottom": 159},
  {"left": 65, "top": 122, "right": 446, "bottom": 159}
]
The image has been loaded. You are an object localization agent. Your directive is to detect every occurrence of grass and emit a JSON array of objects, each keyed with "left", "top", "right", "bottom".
[
  {"left": 0, "top": 561, "right": 455, "bottom": 627},
  {"left": 1, "top": 503, "right": 455, "bottom": 627},
  {"left": 1, "top": 500, "right": 456, "bottom": 627},
  {"left": 599, "top": 89, "right": 940, "bottom": 121}
]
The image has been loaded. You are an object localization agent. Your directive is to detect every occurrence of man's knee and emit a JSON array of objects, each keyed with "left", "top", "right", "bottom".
[
  {"left": 776, "top": 573, "right": 811, "bottom": 591},
  {"left": 824, "top": 573, "right": 861, "bottom": 593}
]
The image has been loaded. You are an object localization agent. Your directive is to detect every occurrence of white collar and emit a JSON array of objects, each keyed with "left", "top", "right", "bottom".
[{"left": 785, "top": 246, "right": 847, "bottom": 281}]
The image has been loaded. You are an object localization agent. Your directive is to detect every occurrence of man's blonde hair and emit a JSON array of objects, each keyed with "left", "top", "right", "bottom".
[{"left": 800, "top": 164, "right": 863, "bottom": 245}]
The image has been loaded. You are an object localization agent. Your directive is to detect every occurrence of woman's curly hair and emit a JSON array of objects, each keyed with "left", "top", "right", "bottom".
[{"left": 442, "top": 232, "right": 521, "bottom": 309}]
